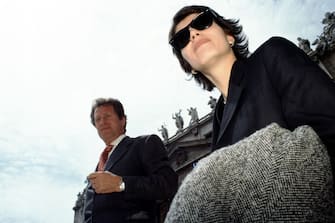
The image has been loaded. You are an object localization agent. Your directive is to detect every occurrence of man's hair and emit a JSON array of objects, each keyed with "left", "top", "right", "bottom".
[
  {"left": 168, "top": 5, "right": 250, "bottom": 91},
  {"left": 90, "top": 97, "right": 127, "bottom": 132}
]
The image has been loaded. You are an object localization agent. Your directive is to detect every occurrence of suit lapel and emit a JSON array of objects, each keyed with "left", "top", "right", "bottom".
[
  {"left": 104, "top": 136, "right": 132, "bottom": 171},
  {"left": 216, "top": 85, "right": 243, "bottom": 143},
  {"left": 216, "top": 60, "right": 246, "bottom": 144}
]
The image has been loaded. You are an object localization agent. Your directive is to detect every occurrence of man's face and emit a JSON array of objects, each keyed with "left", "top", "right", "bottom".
[{"left": 93, "top": 105, "right": 125, "bottom": 144}]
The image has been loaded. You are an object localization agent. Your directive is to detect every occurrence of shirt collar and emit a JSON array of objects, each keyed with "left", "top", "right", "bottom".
[{"left": 109, "top": 134, "right": 126, "bottom": 147}]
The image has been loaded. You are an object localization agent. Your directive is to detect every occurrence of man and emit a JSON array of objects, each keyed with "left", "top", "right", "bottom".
[{"left": 83, "top": 98, "right": 178, "bottom": 223}]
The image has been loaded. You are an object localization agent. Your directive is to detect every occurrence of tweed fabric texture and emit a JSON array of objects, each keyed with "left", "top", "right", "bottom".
[{"left": 165, "top": 123, "right": 335, "bottom": 223}]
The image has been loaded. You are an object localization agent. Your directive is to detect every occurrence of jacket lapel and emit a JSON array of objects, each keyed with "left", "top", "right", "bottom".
[
  {"left": 216, "top": 85, "right": 243, "bottom": 143},
  {"left": 104, "top": 136, "right": 132, "bottom": 171},
  {"left": 216, "top": 60, "right": 245, "bottom": 144}
]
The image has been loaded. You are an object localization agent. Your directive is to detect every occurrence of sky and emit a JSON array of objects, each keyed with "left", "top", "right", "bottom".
[{"left": 0, "top": 0, "right": 333, "bottom": 222}]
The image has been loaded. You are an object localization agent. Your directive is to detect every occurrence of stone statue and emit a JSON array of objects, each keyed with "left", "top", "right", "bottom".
[
  {"left": 311, "top": 11, "right": 335, "bottom": 57},
  {"left": 208, "top": 96, "right": 217, "bottom": 110},
  {"left": 322, "top": 12, "right": 335, "bottom": 26},
  {"left": 322, "top": 12, "right": 335, "bottom": 48},
  {"left": 188, "top": 107, "right": 199, "bottom": 125},
  {"left": 297, "top": 37, "right": 313, "bottom": 54},
  {"left": 172, "top": 110, "right": 184, "bottom": 133},
  {"left": 313, "top": 35, "right": 328, "bottom": 56},
  {"left": 158, "top": 124, "right": 169, "bottom": 142}
]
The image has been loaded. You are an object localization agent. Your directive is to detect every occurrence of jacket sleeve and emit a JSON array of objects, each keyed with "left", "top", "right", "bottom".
[
  {"left": 122, "top": 134, "right": 178, "bottom": 201},
  {"left": 261, "top": 37, "right": 335, "bottom": 154}
]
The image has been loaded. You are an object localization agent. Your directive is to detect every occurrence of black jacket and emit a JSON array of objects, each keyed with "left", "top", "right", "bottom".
[
  {"left": 212, "top": 37, "right": 335, "bottom": 164},
  {"left": 84, "top": 134, "right": 178, "bottom": 223}
]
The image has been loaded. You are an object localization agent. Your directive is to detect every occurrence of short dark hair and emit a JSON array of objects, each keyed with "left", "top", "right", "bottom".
[
  {"left": 90, "top": 97, "right": 127, "bottom": 132},
  {"left": 168, "top": 5, "right": 250, "bottom": 91}
]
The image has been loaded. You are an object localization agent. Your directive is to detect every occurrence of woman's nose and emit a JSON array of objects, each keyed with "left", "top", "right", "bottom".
[{"left": 189, "top": 27, "right": 200, "bottom": 40}]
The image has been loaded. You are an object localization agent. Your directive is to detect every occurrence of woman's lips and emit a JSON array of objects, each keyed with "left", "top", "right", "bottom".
[{"left": 193, "top": 38, "right": 210, "bottom": 51}]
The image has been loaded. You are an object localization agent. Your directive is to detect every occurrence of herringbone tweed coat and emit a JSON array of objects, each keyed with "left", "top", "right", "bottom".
[{"left": 165, "top": 123, "right": 335, "bottom": 223}]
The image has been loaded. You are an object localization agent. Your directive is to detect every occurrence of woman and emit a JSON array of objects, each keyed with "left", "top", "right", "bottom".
[{"left": 168, "top": 5, "right": 335, "bottom": 167}]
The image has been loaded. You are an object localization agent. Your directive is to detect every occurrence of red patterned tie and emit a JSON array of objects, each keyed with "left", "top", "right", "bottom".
[{"left": 97, "top": 145, "right": 113, "bottom": 171}]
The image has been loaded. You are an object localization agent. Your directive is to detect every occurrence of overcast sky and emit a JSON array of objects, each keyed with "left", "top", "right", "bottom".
[{"left": 0, "top": 0, "right": 333, "bottom": 222}]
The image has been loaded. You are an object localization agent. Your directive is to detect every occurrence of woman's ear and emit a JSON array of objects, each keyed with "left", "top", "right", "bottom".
[{"left": 227, "top": 35, "right": 235, "bottom": 47}]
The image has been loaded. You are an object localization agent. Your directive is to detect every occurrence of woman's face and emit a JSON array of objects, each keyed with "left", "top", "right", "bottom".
[{"left": 175, "top": 13, "right": 235, "bottom": 73}]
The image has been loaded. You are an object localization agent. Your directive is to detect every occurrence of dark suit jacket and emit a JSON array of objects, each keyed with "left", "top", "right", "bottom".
[
  {"left": 212, "top": 37, "right": 335, "bottom": 165},
  {"left": 84, "top": 134, "right": 178, "bottom": 223}
]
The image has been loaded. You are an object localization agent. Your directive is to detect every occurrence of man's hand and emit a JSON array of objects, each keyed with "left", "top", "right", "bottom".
[{"left": 87, "top": 171, "right": 123, "bottom": 194}]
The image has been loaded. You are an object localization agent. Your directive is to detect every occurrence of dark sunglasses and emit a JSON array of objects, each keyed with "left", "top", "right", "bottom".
[{"left": 170, "top": 9, "right": 217, "bottom": 51}]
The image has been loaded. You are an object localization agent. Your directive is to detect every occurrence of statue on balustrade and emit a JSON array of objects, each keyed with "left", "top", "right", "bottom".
[
  {"left": 188, "top": 107, "right": 199, "bottom": 125},
  {"left": 172, "top": 110, "right": 184, "bottom": 134}
]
